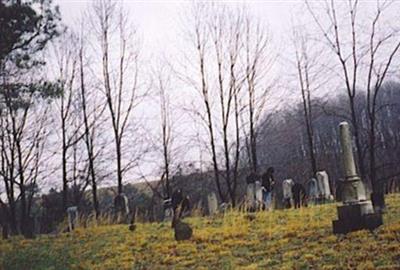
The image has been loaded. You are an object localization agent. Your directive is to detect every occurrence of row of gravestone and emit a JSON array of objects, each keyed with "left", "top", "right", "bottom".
[
  {"left": 283, "top": 171, "right": 334, "bottom": 205},
  {"left": 244, "top": 170, "right": 334, "bottom": 211},
  {"left": 23, "top": 171, "right": 333, "bottom": 236},
  {"left": 162, "top": 192, "right": 222, "bottom": 222},
  {"left": 66, "top": 193, "right": 132, "bottom": 232},
  {"left": 162, "top": 170, "right": 334, "bottom": 219}
]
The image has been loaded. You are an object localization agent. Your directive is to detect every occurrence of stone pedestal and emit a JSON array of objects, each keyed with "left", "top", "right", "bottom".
[
  {"left": 333, "top": 202, "right": 382, "bottom": 234},
  {"left": 332, "top": 122, "right": 382, "bottom": 234}
]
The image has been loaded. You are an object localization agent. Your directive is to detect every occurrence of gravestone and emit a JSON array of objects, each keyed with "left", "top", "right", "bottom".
[
  {"left": 332, "top": 122, "right": 383, "bottom": 234},
  {"left": 219, "top": 202, "right": 229, "bottom": 213},
  {"left": 67, "top": 206, "right": 78, "bottom": 232},
  {"left": 114, "top": 193, "right": 130, "bottom": 223},
  {"left": 173, "top": 220, "right": 193, "bottom": 241},
  {"left": 255, "top": 181, "right": 263, "bottom": 209},
  {"left": 207, "top": 192, "right": 218, "bottom": 215},
  {"left": 307, "top": 178, "right": 318, "bottom": 203},
  {"left": 316, "top": 171, "right": 333, "bottom": 201},
  {"left": 163, "top": 198, "right": 174, "bottom": 222},
  {"left": 282, "top": 179, "right": 294, "bottom": 208},
  {"left": 129, "top": 211, "right": 136, "bottom": 231},
  {"left": 246, "top": 182, "right": 256, "bottom": 210}
]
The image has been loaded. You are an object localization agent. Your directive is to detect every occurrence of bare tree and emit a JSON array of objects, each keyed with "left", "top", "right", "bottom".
[
  {"left": 306, "top": 0, "right": 400, "bottom": 198},
  {"left": 52, "top": 32, "right": 85, "bottom": 211},
  {"left": 91, "top": 0, "right": 142, "bottom": 195},
  {"left": 241, "top": 13, "right": 275, "bottom": 174},
  {"left": 152, "top": 65, "right": 175, "bottom": 198},
  {"left": 77, "top": 24, "right": 108, "bottom": 218},
  {"left": 289, "top": 25, "right": 328, "bottom": 176},
  {"left": 182, "top": 4, "right": 273, "bottom": 206}
]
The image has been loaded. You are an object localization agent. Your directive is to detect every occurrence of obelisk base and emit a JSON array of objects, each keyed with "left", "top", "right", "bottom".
[{"left": 332, "top": 201, "right": 382, "bottom": 234}]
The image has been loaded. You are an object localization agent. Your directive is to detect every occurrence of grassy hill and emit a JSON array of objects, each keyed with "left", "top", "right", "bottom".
[{"left": 1, "top": 194, "right": 400, "bottom": 270}]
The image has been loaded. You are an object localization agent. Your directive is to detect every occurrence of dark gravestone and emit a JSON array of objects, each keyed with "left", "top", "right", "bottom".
[
  {"left": 173, "top": 220, "right": 193, "bottom": 241},
  {"left": 333, "top": 203, "right": 383, "bottom": 234}
]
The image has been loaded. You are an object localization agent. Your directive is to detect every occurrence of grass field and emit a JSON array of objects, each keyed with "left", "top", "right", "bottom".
[{"left": 1, "top": 194, "right": 400, "bottom": 270}]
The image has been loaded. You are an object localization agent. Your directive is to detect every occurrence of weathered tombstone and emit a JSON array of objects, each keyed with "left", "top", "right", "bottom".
[
  {"left": 307, "top": 178, "right": 318, "bottom": 203},
  {"left": 255, "top": 181, "right": 263, "bottom": 209},
  {"left": 180, "top": 196, "right": 191, "bottom": 218},
  {"left": 163, "top": 198, "right": 174, "bottom": 222},
  {"left": 332, "top": 122, "right": 383, "bottom": 234},
  {"left": 219, "top": 202, "right": 229, "bottom": 213},
  {"left": 246, "top": 172, "right": 259, "bottom": 211},
  {"left": 129, "top": 209, "right": 136, "bottom": 231},
  {"left": 207, "top": 192, "right": 218, "bottom": 215},
  {"left": 114, "top": 193, "right": 130, "bottom": 223},
  {"left": 316, "top": 171, "right": 333, "bottom": 201},
  {"left": 67, "top": 206, "right": 78, "bottom": 232},
  {"left": 173, "top": 220, "right": 193, "bottom": 241},
  {"left": 282, "top": 179, "right": 294, "bottom": 208},
  {"left": 246, "top": 182, "right": 256, "bottom": 211},
  {"left": 171, "top": 197, "right": 193, "bottom": 241}
]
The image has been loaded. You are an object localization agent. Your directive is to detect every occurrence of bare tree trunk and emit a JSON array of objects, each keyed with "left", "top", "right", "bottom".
[{"left": 79, "top": 43, "right": 100, "bottom": 218}]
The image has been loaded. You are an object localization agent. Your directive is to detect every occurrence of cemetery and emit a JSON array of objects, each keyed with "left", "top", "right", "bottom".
[
  {"left": 1, "top": 0, "right": 400, "bottom": 269},
  {"left": 0, "top": 121, "right": 399, "bottom": 268},
  {"left": 1, "top": 194, "right": 399, "bottom": 269}
]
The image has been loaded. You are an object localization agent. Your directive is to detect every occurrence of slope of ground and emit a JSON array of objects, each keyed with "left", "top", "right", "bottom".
[{"left": 1, "top": 194, "right": 400, "bottom": 270}]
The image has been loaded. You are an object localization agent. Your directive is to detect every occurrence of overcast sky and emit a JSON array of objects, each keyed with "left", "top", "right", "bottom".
[{"left": 56, "top": 0, "right": 299, "bottom": 57}]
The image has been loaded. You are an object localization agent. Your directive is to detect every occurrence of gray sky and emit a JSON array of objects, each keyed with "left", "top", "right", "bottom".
[{"left": 56, "top": 0, "right": 299, "bottom": 56}]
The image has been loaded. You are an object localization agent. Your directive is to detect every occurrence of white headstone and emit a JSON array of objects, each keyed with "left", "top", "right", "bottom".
[
  {"left": 164, "top": 207, "right": 174, "bottom": 221},
  {"left": 307, "top": 178, "right": 318, "bottom": 200},
  {"left": 316, "top": 171, "right": 333, "bottom": 200},
  {"left": 255, "top": 181, "right": 263, "bottom": 208},
  {"left": 246, "top": 183, "right": 256, "bottom": 209},
  {"left": 282, "top": 179, "right": 294, "bottom": 200},
  {"left": 114, "top": 193, "right": 130, "bottom": 215},
  {"left": 163, "top": 198, "right": 173, "bottom": 221},
  {"left": 67, "top": 206, "right": 78, "bottom": 231},
  {"left": 207, "top": 192, "right": 218, "bottom": 215}
]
